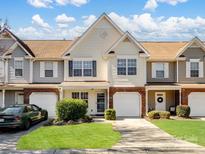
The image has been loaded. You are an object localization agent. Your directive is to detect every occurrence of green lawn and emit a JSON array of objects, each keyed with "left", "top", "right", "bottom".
[
  {"left": 17, "top": 123, "right": 121, "bottom": 150},
  {"left": 152, "top": 120, "right": 205, "bottom": 146}
]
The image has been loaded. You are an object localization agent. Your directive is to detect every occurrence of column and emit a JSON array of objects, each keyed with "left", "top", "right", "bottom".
[
  {"left": 29, "top": 59, "right": 33, "bottom": 83},
  {"left": 2, "top": 89, "right": 5, "bottom": 108},
  {"left": 59, "top": 87, "right": 63, "bottom": 100},
  {"left": 5, "top": 60, "right": 8, "bottom": 83}
]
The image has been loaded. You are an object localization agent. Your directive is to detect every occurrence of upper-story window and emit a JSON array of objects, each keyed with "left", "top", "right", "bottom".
[
  {"left": 45, "top": 62, "right": 53, "bottom": 77},
  {"left": 14, "top": 58, "right": 23, "bottom": 77},
  {"left": 152, "top": 62, "right": 169, "bottom": 79},
  {"left": 117, "top": 58, "right": 137, "bottom": 75},
  {"left": 40, "top": 61, "right": 58, "bottom": 78},
  {"left": 69, "top": 60, "right": 96, "bottom": 77},
  {"left": 186, "top": 59, "right": 203, "bottom": 78},
  {"left": 190, "top": 62, "right": 199, "bottom": 77}
]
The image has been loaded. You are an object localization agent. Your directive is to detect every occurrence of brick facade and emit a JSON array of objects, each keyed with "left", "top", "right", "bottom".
[
  {"left": 109, "top": 87, "right": 146, "bottom": 117},
  {"left": 23, "top": 88, "right": 60, "bottom": 104},
  {"left": 181, "top": 88, "right": 205, "bottom": 105}
]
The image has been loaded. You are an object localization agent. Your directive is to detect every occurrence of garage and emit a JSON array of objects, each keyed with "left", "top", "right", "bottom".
[
  {"left": 30, "top": 92, "right": 58, "bottom": 117},
  {"left": 113, "top": 92, "right": 140, "bottom": 117},
  {"left": 188, "top": 92, "right": 205, "bottom": 116}
]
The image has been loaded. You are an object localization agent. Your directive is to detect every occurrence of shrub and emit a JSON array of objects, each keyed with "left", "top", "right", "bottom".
[
  {"left": 159, "top": 111, "right": 170, "bottom": 119},
  {"left": 176, "top": 105, "right": 190, "bottom": 118},
  {"left": 147, "top": 111, "right": 160, "bottom": 119},
  {"left": 56, "top": 98, "right": 87, "bottom": 121},
  {"left": 104, "top": 109, "right": 116, "bottom": 120}
]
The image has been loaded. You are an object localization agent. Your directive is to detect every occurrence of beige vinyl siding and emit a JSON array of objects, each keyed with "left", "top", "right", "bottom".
[
  {"left": 147, "top": 62, "right": 176, "bottom": 83},
  {"left": 108, "top": 38, "right": 147, "bottom": 87},
  {"left": 178, "top": 47, "right": 205, "bottom": 83}
]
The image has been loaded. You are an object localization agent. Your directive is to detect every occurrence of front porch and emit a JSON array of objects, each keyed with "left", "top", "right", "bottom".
[
  {"left": 146, "top": 85, "right": 181, "bottom": 114},
  {"left": 61, "top": 81, "right": 109, "bottom": 116}
]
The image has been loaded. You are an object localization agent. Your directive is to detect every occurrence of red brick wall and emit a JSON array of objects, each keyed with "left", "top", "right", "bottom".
[
  {"left": 23, "top": 88, "right": 59, "bottom": 104},
  {"left": 109, "top": 87, "right": 145, "bottom": 117}
]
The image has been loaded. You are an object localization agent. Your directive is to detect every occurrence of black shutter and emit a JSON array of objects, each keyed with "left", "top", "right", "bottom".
[
  {"left": 68, "top": 60, "right": 73, "bottom": 77},
  {"left": 92, "top": 61, "right": 97, "bottom": 77}
]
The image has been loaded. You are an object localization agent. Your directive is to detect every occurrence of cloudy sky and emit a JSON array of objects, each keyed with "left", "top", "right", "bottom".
[{"left": 0, "top": 0, "right": 205, "bottom": 41}]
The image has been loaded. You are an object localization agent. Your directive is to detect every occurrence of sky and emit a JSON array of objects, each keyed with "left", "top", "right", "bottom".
[{"left": 0, "top": 0, "right": 205, "bottom": 41}]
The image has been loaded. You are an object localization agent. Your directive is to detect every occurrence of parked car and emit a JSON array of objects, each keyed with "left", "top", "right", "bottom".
[{"left": 0, "top": 104, "right": 48, "bottom": 130}]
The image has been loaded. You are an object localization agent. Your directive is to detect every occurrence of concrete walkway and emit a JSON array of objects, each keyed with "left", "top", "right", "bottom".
[{"left": 111, "top": 118, "right": 205, "bottom": 154}]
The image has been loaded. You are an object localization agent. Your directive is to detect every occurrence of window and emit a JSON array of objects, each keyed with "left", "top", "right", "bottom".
[
  {"left": 73, "top": 60, "right": 93, "bottom": 77},
  {"left": 152, "top": 63, "right": 168, "bottom": 79},
  {"left": 190, "top": 62, "right": 199, "bottom": 77},
  {"left": 117, "top": 59, "right": 126, "bottom": 75},
  {"left": 117, "top": 58, "right": 137, "bottom": 75},
  {"left": 128, "top": 59, "right": 136, "bottom": 75},
  {"left": 14, "top": 60, "right": 23, "bottom": 77},
  {"left": 72, "top": 92, "right": 88, "bottom": 103},
  {"left": 45, "top": 62, "right": 53, "bottom": 77}
]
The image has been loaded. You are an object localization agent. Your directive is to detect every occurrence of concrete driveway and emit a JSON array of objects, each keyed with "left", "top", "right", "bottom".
[
  {"left": 0, "top": 121, "right": 46, "bottom": 153},
  {"left": 111, "top": 118, "right": 205, "bottom": 154}
]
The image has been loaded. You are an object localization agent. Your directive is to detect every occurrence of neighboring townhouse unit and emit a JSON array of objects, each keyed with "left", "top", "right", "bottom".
[
  {"left": 143, "top": 38, "right": 205, "bottom": 117},
  {"left": 0, "top": 13, "right": 205, "bottom": 118}
]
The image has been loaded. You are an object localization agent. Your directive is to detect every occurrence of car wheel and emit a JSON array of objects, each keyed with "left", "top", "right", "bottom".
[
  {"left": 24, "top": 120, "right": 31, "bottom": 130},
  {"left": 44, "top": 112, "right": 48, "bottom": 121}
]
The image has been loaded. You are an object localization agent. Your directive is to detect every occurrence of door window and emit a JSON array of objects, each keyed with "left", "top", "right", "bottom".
[{"left": 97, "top": 93, "right": 105, "bottom": 113}]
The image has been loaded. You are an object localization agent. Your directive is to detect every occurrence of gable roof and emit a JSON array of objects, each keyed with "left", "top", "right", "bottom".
[
  {"left": 24, "top": 40, "right": 73, "bottom": 59},
  {"left": 62, "top": 13, "right": 124, "bottom": 56},
  {"left": 142, "top": 42, "right": 187, "bottom": 61},
  {"left": 176, "top": 37, "right": 205, "bottom": 58},
  {"left": 105, "top": 31, "right": 150, "bottom": 57},
  {"left": 0, "top": 28, "right": 35, "bottom": 57}
]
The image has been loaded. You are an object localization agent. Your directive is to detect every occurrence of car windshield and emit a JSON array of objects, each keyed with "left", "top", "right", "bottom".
[{"left": 1, "top": 107, "right": 23, "bottom": 114}]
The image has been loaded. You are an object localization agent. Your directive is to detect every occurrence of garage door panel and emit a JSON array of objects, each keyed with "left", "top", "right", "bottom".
[
  {"left": 188, "top": 92, "right": 205, "bottom": 116},
  {"left": 30, "top": 92, "right": 58, "bottom": 117},
  {"left": 113, "top": 92, "right": 140, "bottom": 117}
]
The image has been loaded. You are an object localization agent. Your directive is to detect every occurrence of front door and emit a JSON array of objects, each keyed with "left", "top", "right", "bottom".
[
  {"left": 155, "top": 92, "right": 166, "bottom": 111},
  {"left": 15, "top": 92, "right": 24, "bottom": 104},
  {"left": 97, "top": 93, "right": 105, "bottom": 113}
]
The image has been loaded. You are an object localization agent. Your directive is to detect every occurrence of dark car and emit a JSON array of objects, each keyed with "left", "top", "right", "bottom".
[{"left": 0, "top": 104, "right": 48, "bottom": 130}]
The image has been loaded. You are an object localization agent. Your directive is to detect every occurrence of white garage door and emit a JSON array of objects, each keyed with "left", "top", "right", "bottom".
[
  {"left": 113, "top": 92, "right": 140, "bottom": 117},
  {"left": 188, "top": 92, "right": 205, "bottom": 116},
  {"left": 30, "top": 92, "right": 58, "bottom": 117}
]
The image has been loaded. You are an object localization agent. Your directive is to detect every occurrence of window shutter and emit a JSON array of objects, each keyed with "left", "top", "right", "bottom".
[
  {"left": 199, "top": 61, "right": 203, "bottom": 78},
  {"left": 0, "top": 60, "right": 4, "bottom": 77},
  {"left": 40, "top": 62, "right": 45, "bottom": 78},
  {"left": 92, "top": 61, "right": 97, "bottom": 77},
  {"left": 164, "top": 63, "right": 169, "bottom": 78},
  {"left": 68, "top": 60, "right": 73, "bottom": 77},
  {"left": 152, "top": 63, "right": 156, "bottom": 78},
  {"left": 186, "top": 61, "right": 190, "bottom": 78},
  {"left": 53, "top": 62, "right": 58, "bottom": 78}
]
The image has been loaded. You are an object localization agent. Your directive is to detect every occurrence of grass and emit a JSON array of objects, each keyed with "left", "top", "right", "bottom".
[
  {"left": 17, "top": 123, "right": 121, "bottom": 150},
  {"left": 152, "top": 119, "right": 205, "bottom": 146}
]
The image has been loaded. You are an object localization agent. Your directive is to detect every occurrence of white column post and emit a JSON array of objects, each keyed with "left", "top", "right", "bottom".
[
  {"left": 5, "top": 60, "right": 8, "bottom": 83},
  {"left": 64, "top": 60, "right": 68, "bottom": 81},
  {"left": 59, "top": 87, "right": 63, "bottom": 100},
  {"left": 29, "top": 59, "right": 33, "bottom": 83},
  {"left": 145, "top": 89, "right": 148, "bottom": 114},
  {"left": 2, "top": 89, "right": 5, "bottom": 108}
]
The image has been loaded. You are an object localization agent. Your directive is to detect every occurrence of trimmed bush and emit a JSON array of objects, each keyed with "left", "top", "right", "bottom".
[
  {"left": 148, "top": 111, "right": 170, "bottom": 119},
  {"left": 159, "top": 111, "right": 170, "bottom": 119},
  {"left": 176, "top": 105, "right": 190, "bottom": 118},
  {"left": 147, "top": 111, "right": 160, "bottom": 119},
  {"left": 104, "top": 109, "right": 116, "bottom": 120},
  {"left": 56, "top": 98, "right": 87, "bottom": 121}
]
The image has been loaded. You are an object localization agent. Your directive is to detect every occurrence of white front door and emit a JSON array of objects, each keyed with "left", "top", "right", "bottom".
[
  {"left": 15, "top": 92, "right": 24, "bottom": 104},
  {"left": 155, "top": 92, "right": 166, "bottom": 111}
]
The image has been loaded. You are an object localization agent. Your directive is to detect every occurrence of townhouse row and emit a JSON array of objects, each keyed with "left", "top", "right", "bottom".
[{"left": 0, "top": 13, "right": 205, "bottom": 117}]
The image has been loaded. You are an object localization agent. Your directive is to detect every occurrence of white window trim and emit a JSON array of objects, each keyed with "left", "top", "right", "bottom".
[
  {"left": 14, "top": 58, "right": 24, "bottom": 78},
  {"left": 188, "top": 59, "right": 203, "bottom": 78},
  {"left": 40, "top": 61, "right": 58, "bottom": 78},
  {"left": 71, "top": 92, "right": 89, "bottom": 102},
  {"left": 117, "top": 57, "right": 137, "bottom": 76},
  {"left": 72, "top": 60, "right": 93, "bottom": 77},
  {"left": 152, "top": 62, "right": 169, "bottom": 79}
]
